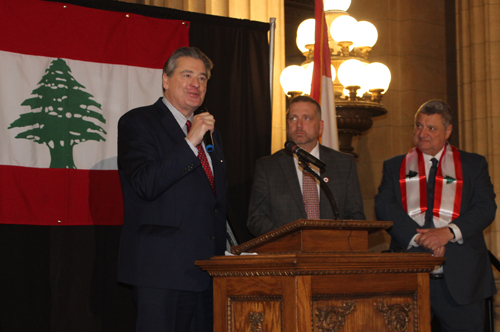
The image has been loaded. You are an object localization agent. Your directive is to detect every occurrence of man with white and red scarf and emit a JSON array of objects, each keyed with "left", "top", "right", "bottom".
[{"left": 375, "top": 99, "right": 496, "bottom": 331}]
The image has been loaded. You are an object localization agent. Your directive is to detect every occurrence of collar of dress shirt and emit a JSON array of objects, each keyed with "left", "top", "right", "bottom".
[
  {"left": 309, "top": 141, "right": 320, "bottom": 159},
  {"left": 422, "top": 145, "right": 445, "bottom": 177},
  {"left": 162, "top": 96, "right": 193, "bottom": 133}
]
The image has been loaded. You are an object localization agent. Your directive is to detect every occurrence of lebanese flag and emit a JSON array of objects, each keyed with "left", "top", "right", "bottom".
[
  {"left": 310, "top": 0, "right": 338, "bottom": 150},
  {"left": 0, "top": 0, "right": 189, "bottom": 225}
]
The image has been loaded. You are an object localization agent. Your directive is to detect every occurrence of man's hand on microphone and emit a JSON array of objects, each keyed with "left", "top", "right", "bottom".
[{"left": 186, "top": 112, "right": 214, "bottom": 146}]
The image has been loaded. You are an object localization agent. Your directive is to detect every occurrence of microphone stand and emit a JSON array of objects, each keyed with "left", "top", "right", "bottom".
[{"left": 299, "top": 159, "right": 340, "bottom": 220}]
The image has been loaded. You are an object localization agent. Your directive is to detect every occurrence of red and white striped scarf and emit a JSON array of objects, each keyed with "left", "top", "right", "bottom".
[{"left": 399, "top": 143, "right": 463, "bottom": 227}]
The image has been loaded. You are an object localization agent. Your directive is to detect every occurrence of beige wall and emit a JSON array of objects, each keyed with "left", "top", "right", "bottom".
[
  {"left": 456, "top": 0, "right": 500, "bottom": 252},
  {"left": 456, "top": 0, "right": 500, "bottom": 327}
]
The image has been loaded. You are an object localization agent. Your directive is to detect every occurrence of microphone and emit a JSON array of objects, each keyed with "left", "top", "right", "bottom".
[
  {"left": 285, "top": 141, "right": 326, "bottom": 169},
  {"left": 204, "top": 131, "right": 214, "bottom": 152},
  {"left": 195, "top": 107, "right": 214, "bottom": 152}
]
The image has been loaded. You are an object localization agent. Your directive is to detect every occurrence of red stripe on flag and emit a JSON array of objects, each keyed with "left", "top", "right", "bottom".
[
  {"left": 310, "top": 0, "right": 338, "bottom": 149},
  {"left": 310, "top": 0, "right": 332, "bottom": 101},
  {"left": 0, "top": 165, "right": 123, "bottom": 226},
  {"left": 0, "top": 0, "right": 189, "bottom": 68}
]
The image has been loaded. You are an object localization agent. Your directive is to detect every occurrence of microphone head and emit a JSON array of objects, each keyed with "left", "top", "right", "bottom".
[
  {"left": 194, "top": 106, "right": 208, "bottom": 115},
  {"left": 285, "top": 141, "right": 298, "bottom": 153}
]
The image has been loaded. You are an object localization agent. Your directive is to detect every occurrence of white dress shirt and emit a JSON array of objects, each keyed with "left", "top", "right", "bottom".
[
  {"left": 292, "top": 141, "right": 321, "bottom": 198},
  {"left": 162, "top": 97, "right": 213, "bottom": 173}
]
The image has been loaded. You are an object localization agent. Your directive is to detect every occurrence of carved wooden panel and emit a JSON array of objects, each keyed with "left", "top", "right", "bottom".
[
  {"left": 313, "top": 292, "right": 417, "bottom": 332},
  {"left": 228, "top": 295, "right": 283, "bottom": 332}
]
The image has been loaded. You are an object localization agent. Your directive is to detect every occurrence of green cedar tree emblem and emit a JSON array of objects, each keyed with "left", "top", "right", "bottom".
[
  {"left": 8, "top": 58, "right": 106, "bottom": 169},
  {"left": 444, "top": 175, "right": 456, "bottom": 184}
]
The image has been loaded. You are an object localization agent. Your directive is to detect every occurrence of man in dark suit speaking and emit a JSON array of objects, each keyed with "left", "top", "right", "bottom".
[
  {"left": 117, "top": 47, "right": 227, "bottom": 332},
  {"left": 375, "top": 99, "right": 496, "bottom": 331},
  {"left": 247, "top": 95, "right": 365, "bottom": 237}
]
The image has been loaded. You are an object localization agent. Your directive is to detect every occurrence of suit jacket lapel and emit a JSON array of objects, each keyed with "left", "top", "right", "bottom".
[
  {"left": 156, "top": 99, "right": 187, "bottom": 145},
  {"left": 279, "top": 151, "right": 307, "bottom": 218},
  {"left": 156, "top": 99, "right": 216, "bottom": 198}
]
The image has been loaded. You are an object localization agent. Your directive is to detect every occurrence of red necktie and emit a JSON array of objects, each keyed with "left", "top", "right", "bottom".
[
  {"left": 186, "top": 120, "right": 215, "bottom": 194},
  {"left": 302, "top": 171, "right": 320, "bottom": 219}
]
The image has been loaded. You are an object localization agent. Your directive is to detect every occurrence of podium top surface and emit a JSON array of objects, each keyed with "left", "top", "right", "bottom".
[{"left": 232, "top": 219, "right": 392, "bottom": 255}]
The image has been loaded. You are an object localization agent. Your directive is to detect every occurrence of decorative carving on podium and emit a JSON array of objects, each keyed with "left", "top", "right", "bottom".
[
  {"left": 374, "top": 301, "right": 412, "bottom": 332},
  {"left": 248, "top": 312, "right": 264, "bottom": 332},
  {"left": 227, "top": 295, "right": 282, "bottom": 332},
  {"left": 207, "top": 267, "right": 434, "bottom": 278},
  {"left": 315, "top": 301, "right": 356, "bottom": 332}
]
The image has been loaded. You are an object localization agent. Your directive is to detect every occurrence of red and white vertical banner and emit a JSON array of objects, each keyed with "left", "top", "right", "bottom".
[
  {"left": 0, "top": 0, "right": 189, "bottom": 225},
  {"left": 310, "top": 0, "right": 338, "bottom": 150}
]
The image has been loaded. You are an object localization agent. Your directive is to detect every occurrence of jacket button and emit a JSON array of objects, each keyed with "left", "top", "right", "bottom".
[
  {"left": 214, "top": 209, "right": 217, "bottom": 213},
  {"left": 211, "top": 236, "right": 215, "bottom": 240}
]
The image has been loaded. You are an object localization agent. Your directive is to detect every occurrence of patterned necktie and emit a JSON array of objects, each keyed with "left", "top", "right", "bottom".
[
  {"left": 424, "top": 157, "right": 438, "bottom": 228},
  {"left": 186, "top": 120, "right": 215, "bottom": 194},
  {"left": 302, "top": 171, "right": 320, "bottom": 219}
]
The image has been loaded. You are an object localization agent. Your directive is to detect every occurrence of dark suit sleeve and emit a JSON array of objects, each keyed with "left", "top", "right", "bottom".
[
  {"left": 118, "top": 110, "right": 200, "bottom": 202},
  {"left": 247, "top": 159, "right": 277, "bottom": 236},
  {"left": 342, "top": 156, "right": 366, "bottom": 220},
  {"left": 375, "top": 158, "right": 422, "bottom": 248},
  {"left": 451, "top": 154, "right": 496, "bottom": 240}
]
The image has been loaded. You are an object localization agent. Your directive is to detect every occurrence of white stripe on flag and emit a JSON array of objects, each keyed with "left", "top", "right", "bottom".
[
  {"left": 320, "top": 76, "right": 338, "bottom": 150},
  {"left": 1, "top": 51, "right": 162, "bottom": 170}
]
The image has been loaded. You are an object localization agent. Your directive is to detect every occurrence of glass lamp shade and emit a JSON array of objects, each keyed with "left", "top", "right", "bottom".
[
  {"left": 353, "top": 21, "right": 378, "bottom": 48},
  {"left": 338, "top": 59, "right": 366, "bottom": 88},
  {"left": 323, "top": 0, "right": 351, "bottom": 11},
  {"left": 303, "top": 62, "right": 337, "bottom": 95},
  {"left": 280, "top": 65, "right": 308, "bottom": 95},
  {"left": 330, "top": 15, "right": 357, "bottom": 43},
  {"left": 365, "top": 62, "right": 391, "bottom": 93},
  {"left": 296, "top": 19, "right": 316, "bottom": 53}
]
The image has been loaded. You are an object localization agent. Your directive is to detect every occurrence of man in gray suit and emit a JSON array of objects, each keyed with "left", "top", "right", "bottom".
[{"left": 247, "top": 95, "right": 365, "bottom": 237}]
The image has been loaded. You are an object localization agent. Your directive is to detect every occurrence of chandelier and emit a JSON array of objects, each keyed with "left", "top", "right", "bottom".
[{"left": 280, "top": 0, "right": 391, "bottom": 157}]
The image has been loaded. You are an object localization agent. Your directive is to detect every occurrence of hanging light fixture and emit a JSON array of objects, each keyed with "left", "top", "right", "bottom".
[{"left": 280, "top": 0, "right": 391, "bottom": 157}]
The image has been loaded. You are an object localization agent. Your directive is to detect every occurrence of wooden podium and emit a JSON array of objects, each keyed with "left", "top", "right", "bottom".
[{"left": 196, "top": 219, "right": 444, "bottom": 332}]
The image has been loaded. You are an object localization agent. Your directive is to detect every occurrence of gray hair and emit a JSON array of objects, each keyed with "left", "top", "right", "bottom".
[
  {"left": 415, "top": 99, "right": 452, "bottom": 128},
  {"left": 163, "top": 47, "right": 213, "bottom": 79}
]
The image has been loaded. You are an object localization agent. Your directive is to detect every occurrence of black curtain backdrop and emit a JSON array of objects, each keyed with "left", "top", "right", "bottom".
[{"left": 0, "top": 1, "right": 270, "bottom": 331}]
